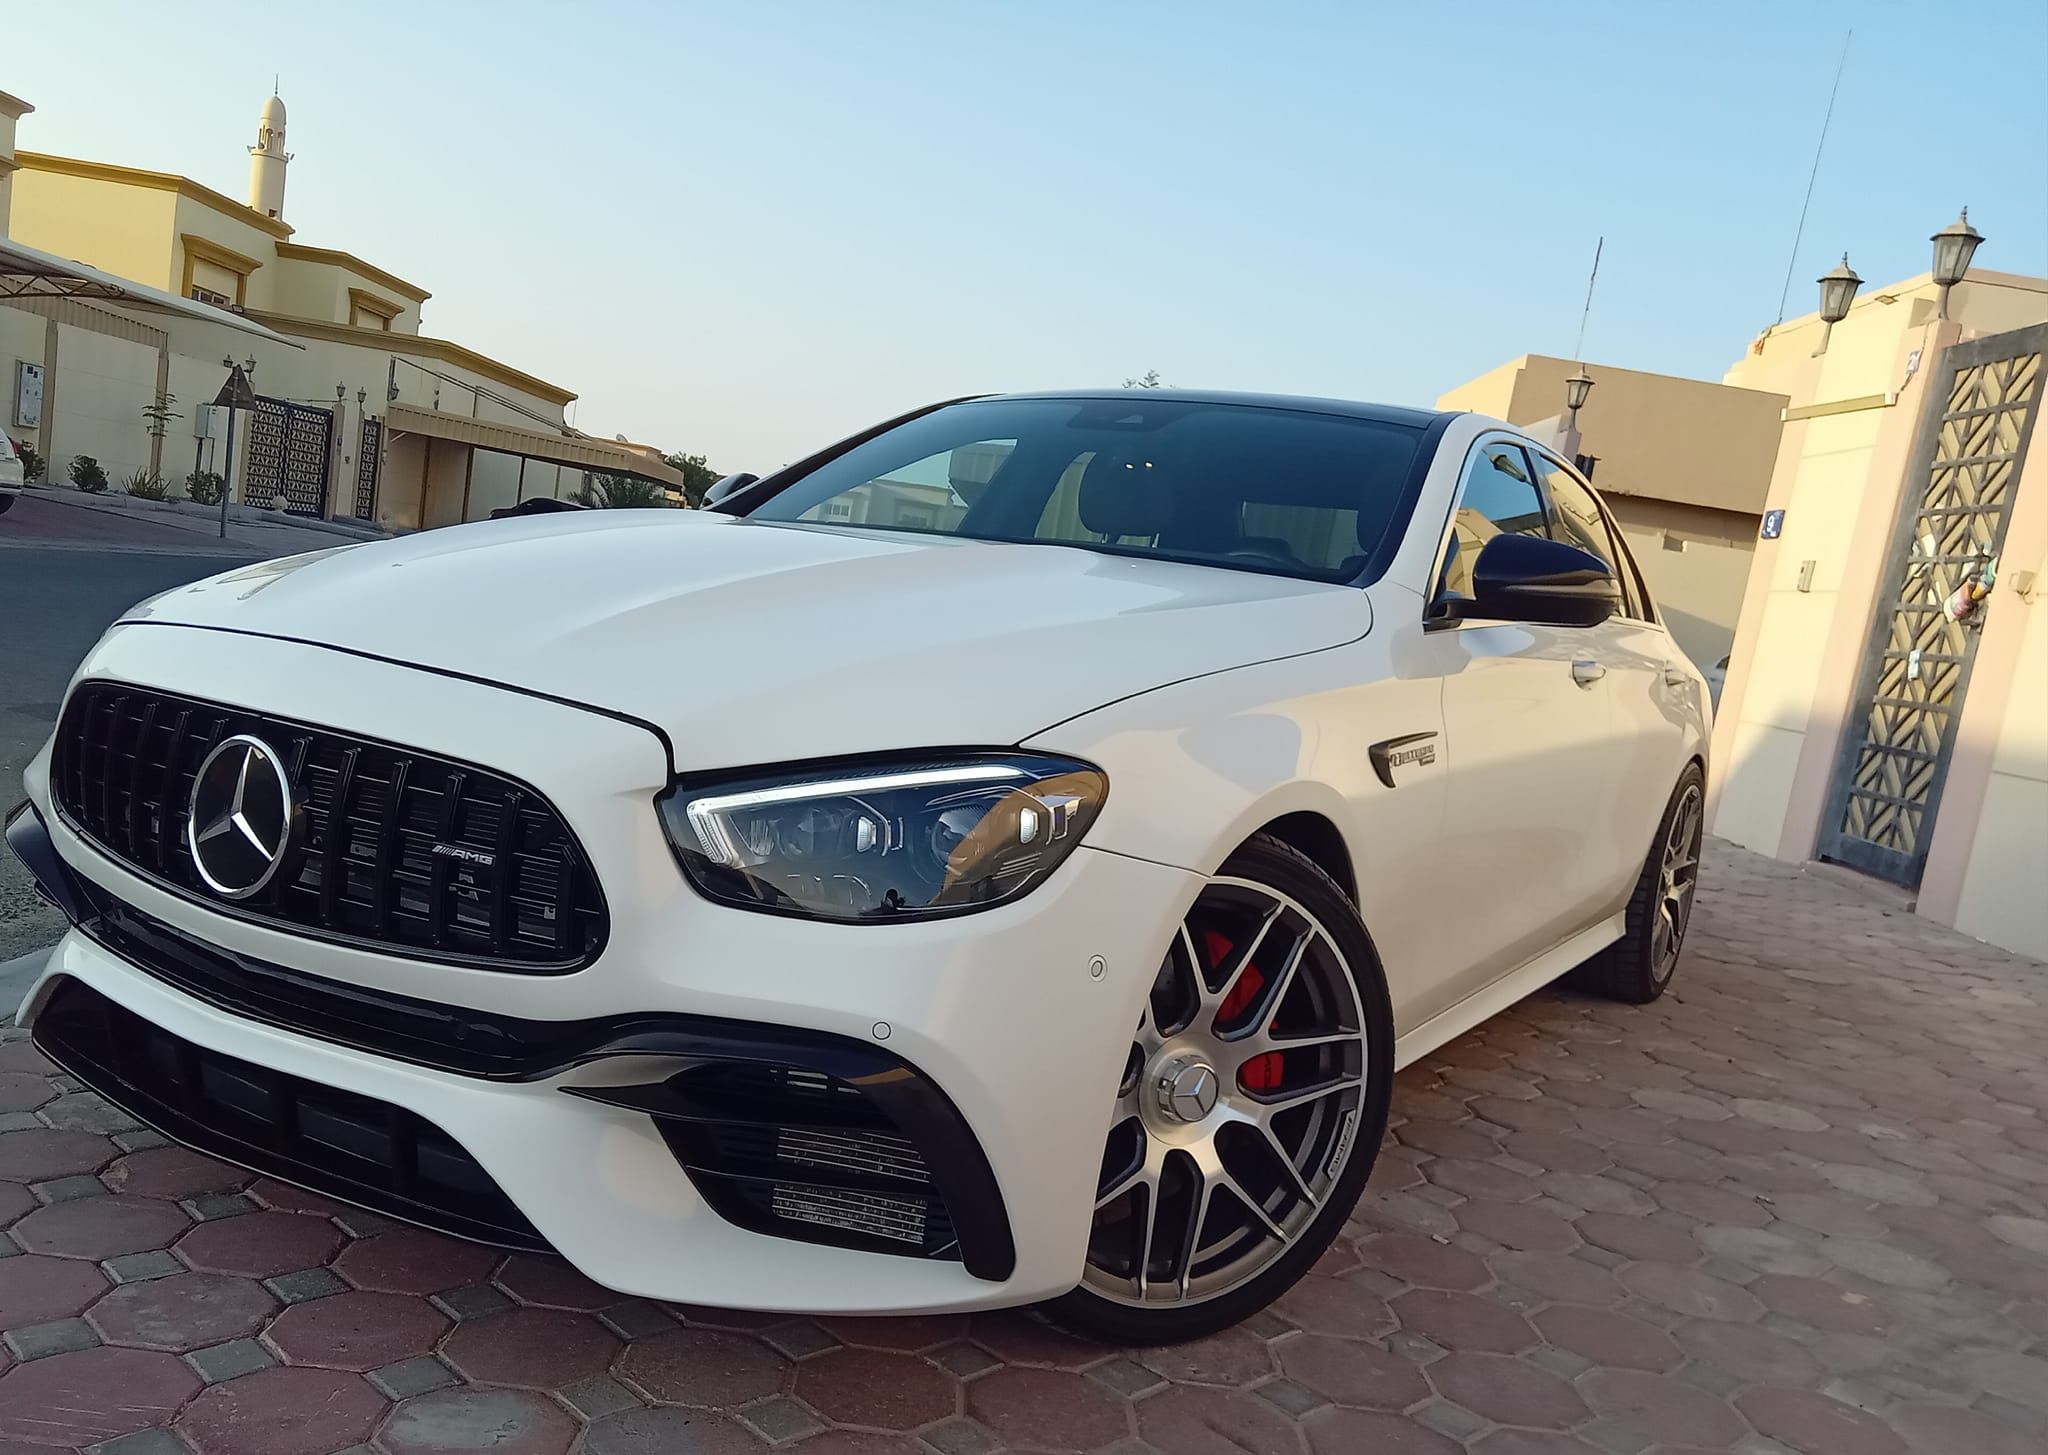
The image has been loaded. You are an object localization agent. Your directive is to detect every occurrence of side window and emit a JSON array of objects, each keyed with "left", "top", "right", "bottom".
[
  {"left": 1437, "top": 443, "right": 1548, "bottom": 602},
  {"left": 1531, "top": 453, "right": 1641, "bottom": 619}
]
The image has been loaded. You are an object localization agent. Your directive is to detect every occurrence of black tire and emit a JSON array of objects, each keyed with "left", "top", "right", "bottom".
[
  {"left": 1576, "top": 763, "right": 1705, "bottom": 1004},
  {"left": 1045, "top": 833, "right": 1395, "bottom": 1344},
  {"left": 0, "top": 492, "right": 14, "bottom": 516}
]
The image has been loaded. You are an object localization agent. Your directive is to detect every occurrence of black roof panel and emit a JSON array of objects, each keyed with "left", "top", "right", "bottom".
[{"left": 983, "top": 388, "right": 1446, "bottom": 430}]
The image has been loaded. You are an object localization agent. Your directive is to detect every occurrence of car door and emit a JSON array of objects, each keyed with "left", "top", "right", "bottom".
[
  {"left": 1412, "top": 439, "right": 1634, "bottom": 1013},
  {"left": 1529, "top": 450, "right": 1690, "bottom": 888}
]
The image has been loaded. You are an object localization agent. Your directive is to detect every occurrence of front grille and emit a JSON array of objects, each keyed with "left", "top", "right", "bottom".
[
  {"left": 52, "top": 682, "right": 606, "bottom": 971},
  {"left": 33, "top": 977, "right": 548, "bottom": 1250}
]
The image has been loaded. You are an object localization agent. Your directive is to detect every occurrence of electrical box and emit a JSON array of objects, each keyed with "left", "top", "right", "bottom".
[
  {"left": 12, "top": 361, "right": 42, "bottom": 429},
  {"left": 193, "top": 405, "right": 224, "bottom": 439}
]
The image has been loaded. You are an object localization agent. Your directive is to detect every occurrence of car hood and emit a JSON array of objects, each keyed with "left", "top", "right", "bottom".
[{"left": 120, "top": 510, "right": 1369, "bottom": 771}]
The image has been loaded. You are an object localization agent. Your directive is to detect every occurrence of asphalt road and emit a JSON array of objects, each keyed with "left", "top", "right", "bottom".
[{"left": 0, "top": 537, "right": 257, "bottom": 962}]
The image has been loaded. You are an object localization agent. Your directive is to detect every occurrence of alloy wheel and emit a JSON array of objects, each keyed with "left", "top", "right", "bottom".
[
  {"left": 1652, "top": 782, "right": 1703, "bottom": 978},
  {"left": 1081, "top": 877, "right": 1369, "bottom": 1309}
]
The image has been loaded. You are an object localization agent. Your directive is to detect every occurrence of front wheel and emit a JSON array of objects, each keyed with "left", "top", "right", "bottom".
[
  {"left": 1046, "top": 835, "right": 1394, "bottom": 1343},
  {"left": 0, "top": 492, "right": 15, "bottom": 516}
]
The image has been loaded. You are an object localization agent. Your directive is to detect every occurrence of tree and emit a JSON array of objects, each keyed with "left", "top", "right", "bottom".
[
  {"left": 663, "top": 451, "right": 721, "bottom": 508},
  {"left": 573, "top": 472, "right": 673, "bottom": 508},
  {"left": 1122, "top": 370, "right": 1165, "bottom": 389},
  {"left": 140, "top": 390, "right": 182, "bottom": 440}
]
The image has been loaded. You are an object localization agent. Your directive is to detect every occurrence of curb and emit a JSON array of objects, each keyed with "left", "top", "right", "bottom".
[{"left": 26, "top": 482, "right": 388, "bottom": 542}]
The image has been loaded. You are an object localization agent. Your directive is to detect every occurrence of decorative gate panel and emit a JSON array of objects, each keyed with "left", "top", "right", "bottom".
[
  {"left": 245, "top": 397, "right": 333, "bottom": 517},
  {"left": 354, "top": 416, "right": 382, "bottom": 521},
  {"left": 1819, "top": 323, "right": 2046, "bottom": 885}
]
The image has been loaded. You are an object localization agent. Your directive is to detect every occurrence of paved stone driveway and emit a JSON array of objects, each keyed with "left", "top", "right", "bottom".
[{"left": 2, "top": 839, "right": 2044, "bottom": 1454}]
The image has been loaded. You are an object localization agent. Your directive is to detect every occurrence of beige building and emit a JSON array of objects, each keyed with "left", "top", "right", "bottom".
[
  {"left": 1710, "top": 260, "right": 2048, "bottom": 960},
  {"left": 1438, "top": 355, "right": 1787, "bottom": 671},
  {"left": 2, "top": 90, "right": 677, "bottom": 527}
]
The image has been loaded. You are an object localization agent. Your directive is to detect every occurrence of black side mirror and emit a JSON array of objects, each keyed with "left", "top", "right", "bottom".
[
  {"left": 703, "top": 472, "right": 760, "bottom": 511},
  {"left": 1463, "top": 534, "right": 1621, "bottom": 628}
]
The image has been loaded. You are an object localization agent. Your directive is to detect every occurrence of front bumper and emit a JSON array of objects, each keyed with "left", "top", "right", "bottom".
[{"left": 11, "top": 626, "right": 1200, "bottom": 1313}]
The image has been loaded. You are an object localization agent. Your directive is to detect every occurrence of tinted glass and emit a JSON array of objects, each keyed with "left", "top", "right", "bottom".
[
  {"left": 747, "top": 399, "right": 1424, "bottom": 582},
  {"left": 1438, "top": 443, "right": 1548, "bottom": 600},
  {"left": 1532, "top": 453, "right": 1639, "bottom": 617}
]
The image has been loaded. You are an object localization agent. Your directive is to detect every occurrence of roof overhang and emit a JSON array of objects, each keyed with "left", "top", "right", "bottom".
[
  {"left": 383, "top": 403, "right": 683, "bottom": 488},
  {"left": 0, "top": 235, "right": 302, "bottom": 347}
]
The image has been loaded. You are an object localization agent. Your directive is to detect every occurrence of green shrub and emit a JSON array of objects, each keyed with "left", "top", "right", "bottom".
[
  {"left": 573, "top": 472, "right": 673, "bottom": 509},
  {"left": 68, "top": 455, "right": 109, "bottom": 493},
  {"left": 125, "top": 468, "right": 171, "bottom": 501},
  {"left": 16, "top": 444, "right": 43, "bottom": 482},
  {"left": 184, "top": 469, "right": 224, "bottom": 506}
]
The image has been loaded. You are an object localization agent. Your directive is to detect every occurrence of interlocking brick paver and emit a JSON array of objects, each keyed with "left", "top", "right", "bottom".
[
  {"left": 12, "top": 1194, "right": 188, "bottom": 1260},
  {"left": 102, "top": 1147, "right": 251, "bottom": 1201},
  {"left": 1136, "top": 1327, "right": 1273, "bottom": 1386},
  {"left": 582, "top": 1405, "right": 761, "bottom": 1454},
  {"left": 1, "top": 837, "right": 2044, "bottom": 1452},
  {"left": 1426, "top": 1350, "right": 1587, "bottom": 1428},
  {"left": 0, "top": 1344, "right": 198, "bottom": 1445},
  {"left": 88, "top": 1272, "right": 275, "bottom": 1351},
  {"left": 798, "top": 1345, "right": 956, "bottom": 1430},
  {"left": 266, "top": 1288, "right": 450, "bottom": 1370},
  {"left": 0, "top": 1252, "right": 107, "bottom": 1328},
  {"left": 441, "top": 1305, "right": 620, "bottom": 1389},
  {"left": 1530, "top": 1304, "right": 1682, "bottom": 1372},
  {"left": 1392, "top": 1288, "right": 1538, "bottom": 1353},
  {"left": 0, "top": 1127, "right": 117, "bottom": 1181},
  {"left": 174, "top": 1212, "right": 342, "bottom": 1279},
  {"left": 616, "top": 1326, "right": 789, "bottom": 1408},
  {"left": 818, "top": 1313, "right": 969, "bottom": 1352},
  {"left": 330, "top": 1225, "right": 498, "bottom": 1294},
  {"left": 492, "top": 1252, "right": 621, "bottom": 1310},
  {"left": 1737, "top": 1386, "right": 1911, "bottom": 1454},
  {"left": 174, "top": 1364, "right": 385, "bottom": 1455},
  {"left": 380, "top": 1387, "right": 577, "bottom": 1455},
  {"left": 1279, "top": 1331, "right": 1431, "bottom": 1410}
]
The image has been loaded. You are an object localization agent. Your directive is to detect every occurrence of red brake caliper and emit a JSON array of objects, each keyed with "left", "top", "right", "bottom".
[{"left": 1204, "top": 929, "right": 1284, "bottom": 1093}]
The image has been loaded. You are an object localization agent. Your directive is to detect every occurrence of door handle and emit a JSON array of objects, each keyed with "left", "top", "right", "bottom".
[{"left": 1571, "top": 659, "right": 1607, "bottom": 687}]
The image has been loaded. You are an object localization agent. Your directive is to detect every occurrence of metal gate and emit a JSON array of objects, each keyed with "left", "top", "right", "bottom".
[
  {"left": 1819, "top": 322, "right": 2046, "bottom": 885},
  {"left": 353, "top": 415, "right": 382, "bottom": 521},
  {"left": 245, "top": 396, "right": 334, "bottom": 517}
]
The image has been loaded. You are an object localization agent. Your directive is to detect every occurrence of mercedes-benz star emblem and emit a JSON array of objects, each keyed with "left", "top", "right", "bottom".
[
  {"left": 186, "top": 734, "right": 294, "bottom": 899},
  {"left": 1167, "top": 1061, "right": 1220, "bottom": 1122}
]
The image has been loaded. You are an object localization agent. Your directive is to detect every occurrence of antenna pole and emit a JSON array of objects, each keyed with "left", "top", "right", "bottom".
[
  {"left": 1775, "top": 30, "right": 1853, "bottom": 325},
  {"left": 1574, "top": 236, "right": 1603, "bottom": 361}
]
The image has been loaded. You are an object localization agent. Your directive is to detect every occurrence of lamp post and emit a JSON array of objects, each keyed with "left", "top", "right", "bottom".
[
  {"left": 1561, "top": 367, "right": 1594, "bottom": 461},
  {"left": 1565, "top": 367, "right": 1594, "bottom": 425},
  {"left": 1814, "top": 255, "right": 1862, "bottom": 356},
  {"left": 1931, "top": 208, "right": 1983, "bottom": 322}
]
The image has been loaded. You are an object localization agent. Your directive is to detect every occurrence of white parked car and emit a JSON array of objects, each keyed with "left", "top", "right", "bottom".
[
  {"left": 0, "top": 433, "right": 24, "bottom": 513},
  {"left": 8, "top": 391, "right": 1709, "bottom": 1341}
]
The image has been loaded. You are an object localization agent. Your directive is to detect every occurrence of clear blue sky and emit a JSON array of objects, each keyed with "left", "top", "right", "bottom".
[{"left": 12, "top": 2, "right": 2047, "bottom": 469}]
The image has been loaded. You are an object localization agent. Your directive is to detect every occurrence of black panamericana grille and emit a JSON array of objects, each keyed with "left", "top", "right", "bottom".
[{"left": 51, "top": 682, "right": 607, "bottom": 971}]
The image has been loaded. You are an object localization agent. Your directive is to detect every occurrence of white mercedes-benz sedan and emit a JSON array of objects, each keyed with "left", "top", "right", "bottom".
[{"left": 7, "top": 390, "right": 1709, "bottom": 1341}]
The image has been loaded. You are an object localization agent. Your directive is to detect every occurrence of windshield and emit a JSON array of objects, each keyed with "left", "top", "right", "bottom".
[{"left": 744, "top": 398, "right": 1426, "bottom": 582}]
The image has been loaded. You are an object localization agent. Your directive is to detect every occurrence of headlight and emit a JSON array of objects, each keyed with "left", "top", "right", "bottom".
[{"left": 658, "top": 754, "right": 1108, "bottom": 922}]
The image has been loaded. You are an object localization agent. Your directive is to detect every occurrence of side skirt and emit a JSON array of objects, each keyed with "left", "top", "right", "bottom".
[{"left": 1391, "top": 913, "right": 1624, "bottom": 1071}]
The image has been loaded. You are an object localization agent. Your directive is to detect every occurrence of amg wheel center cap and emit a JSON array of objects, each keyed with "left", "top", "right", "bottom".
[{"left": 1155, "top": 1054, "right": 1221, "bottom": 1124}]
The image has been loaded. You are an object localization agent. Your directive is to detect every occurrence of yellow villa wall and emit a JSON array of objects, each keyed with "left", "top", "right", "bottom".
[{"left": 9, "top": 167, "right": 178, "bottom": 286}]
